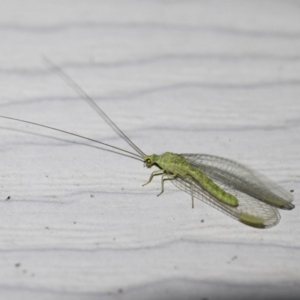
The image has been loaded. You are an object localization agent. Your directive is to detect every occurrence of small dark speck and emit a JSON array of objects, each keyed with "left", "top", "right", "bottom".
[
  {"left": 5, "top": 196, "right": 11, "bottom": 201},
  {"left": 202, "top": 298, "right": 208, "bottom": 300},
  {"left": 23, "top": 270, "right": 27, "bottom": 274},
  {"left": 290, "top": 190, "right": 294, "bottom": 193},
  {"left": 15, "top": 263, "right": 21, "bottom": 268},
  {"left": 201, "top": 219, "right": 204, "bottom": 223},
  {"left": 73, "top": 222, "right": 77, "bottom": 224},
  {"left": 31, "top": 273, "right": 35, "bottom": 277},
  {"left": 45, "top": 227, "right": 49, "bottom": 230},
  {"left": 46, "top": 175, "right": 48, "bottom": 178},
  {"left": 90, "top": 194, "right": 94, "bottom": 198},
  {"left": 227, "top": 255, "right": 238, "bottom": 264},
  {"left": 118, "top": 288, "right": 123, "bottom": 294}
]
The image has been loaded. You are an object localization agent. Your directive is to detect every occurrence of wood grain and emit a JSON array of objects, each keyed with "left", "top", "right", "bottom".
[{"left": 0, "top": 1, "right": 299, "bottom": 299}]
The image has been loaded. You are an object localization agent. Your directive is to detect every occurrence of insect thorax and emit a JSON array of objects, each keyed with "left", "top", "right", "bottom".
[{"left": 144, "top": 152, "right": 190, "bottom": 175}]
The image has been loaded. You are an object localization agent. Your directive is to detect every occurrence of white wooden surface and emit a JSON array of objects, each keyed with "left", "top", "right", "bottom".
[{"left": 0, "top": 1, "right": 299, "bottom": 299}]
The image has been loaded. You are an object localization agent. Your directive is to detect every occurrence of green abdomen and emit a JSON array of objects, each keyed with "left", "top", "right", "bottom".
[
  {"left": 188, "top": 165, "right": 238, "bottom": 207},
  {"left": 156, "top": 152, "right": 239, "bottom": 207}
]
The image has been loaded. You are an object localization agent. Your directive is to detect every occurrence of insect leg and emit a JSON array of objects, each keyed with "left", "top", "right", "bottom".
[
  {"left": 191, "top": 181, "right": 194, "bottom": 209},
  {"left": 143, "top": 170, "right": 164, "bottom": 186},
  {"left": 157, "top": 174, "right": 176, "bottom": 197}
]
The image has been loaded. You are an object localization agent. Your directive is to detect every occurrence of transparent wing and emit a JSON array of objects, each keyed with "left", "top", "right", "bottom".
[
  {"left": 169, "top": 153, "right": 294, "bottom": 228},
  {"left": 171, "top": 175, "right": 280, "bottom": 228},
  {"left": 182, "top": 154, "right": 294, "bottom": 210}
]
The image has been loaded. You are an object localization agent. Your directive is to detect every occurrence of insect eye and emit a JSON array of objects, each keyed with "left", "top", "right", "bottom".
[{"left": 147, "top": 159, "right": 151, "bottom": 164}]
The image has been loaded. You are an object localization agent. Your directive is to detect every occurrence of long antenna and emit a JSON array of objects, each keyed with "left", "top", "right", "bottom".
[
  {"left": 0, "top": 115, "right": 143, "bottom": 160},
  {"left": 42, "top": 56, "right": 146, "bottom": 157}
]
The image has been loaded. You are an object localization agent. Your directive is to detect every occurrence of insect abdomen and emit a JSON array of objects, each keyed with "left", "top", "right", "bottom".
[
  {"left": 157, "top": 153, "right": 238, "bottom": 207},
  {"left": 189, "top": 166, "right": 239, "bottom": 207}
]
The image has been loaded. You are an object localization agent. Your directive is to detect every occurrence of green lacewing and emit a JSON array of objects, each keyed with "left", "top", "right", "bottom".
[{"left": 0, "top": 58, "right": 294, "bottom": 229}]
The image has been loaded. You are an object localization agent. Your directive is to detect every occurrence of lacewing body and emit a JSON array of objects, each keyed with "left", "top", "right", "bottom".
[{"left": 0, "top": 58, "right": 294, "bottom": 229}]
